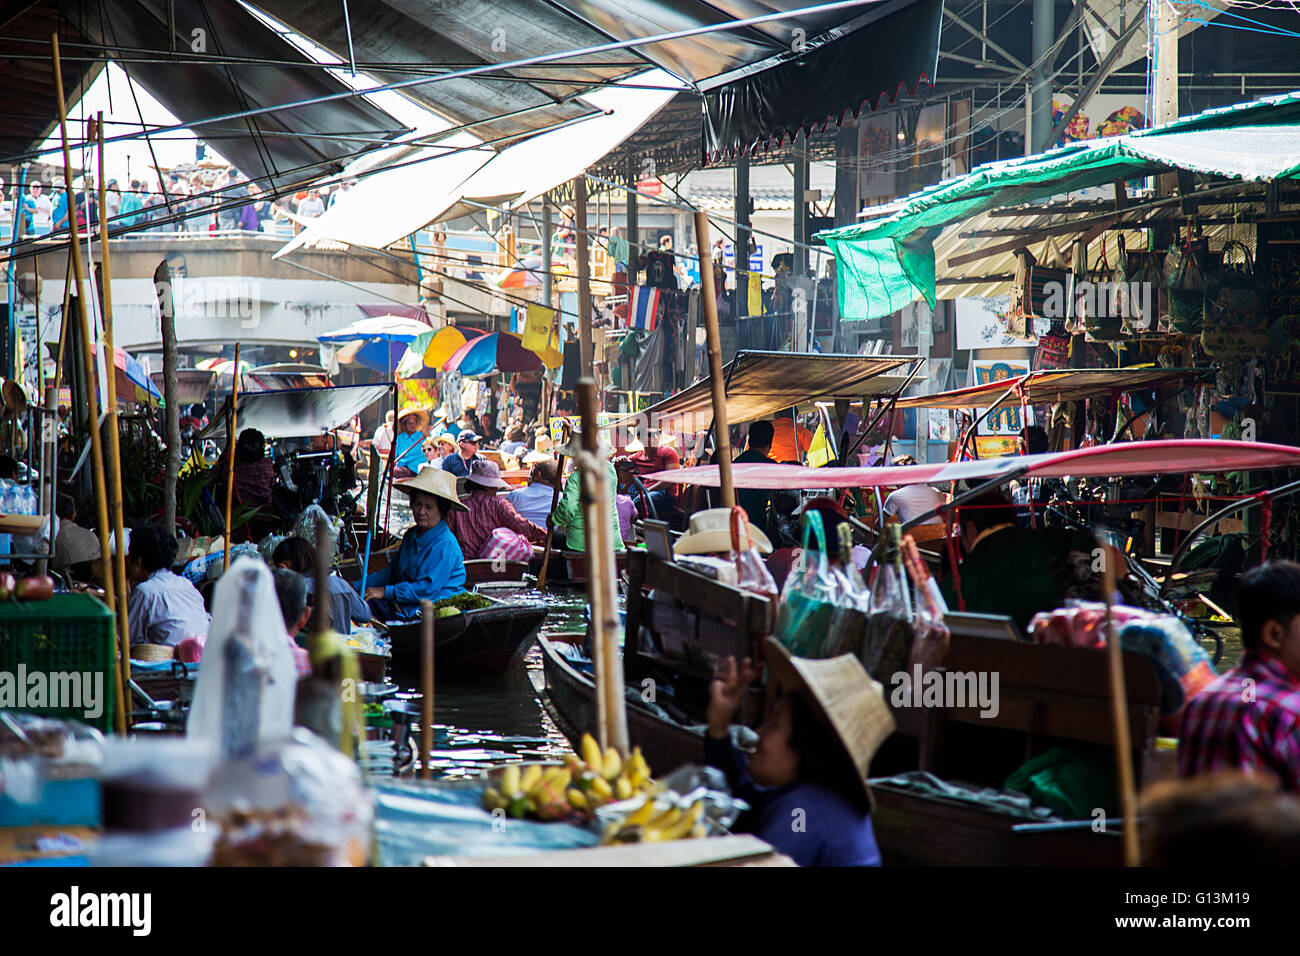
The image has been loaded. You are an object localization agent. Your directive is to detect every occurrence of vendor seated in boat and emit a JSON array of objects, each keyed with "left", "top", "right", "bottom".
[
  {"left": 706, "top": 640, "right": 894, "bottom": 866},
  {"left": 550, "top": 428, "right": 625, "bottom": 553},
  {"left": 942, "top": 490, "right": 1093, "bottom": 634},
  {"left": 1179, "top": 561, "right": 1300, "bottom": 792},
  {"left": 391, "top": 407, "right": 430, "bottom": 479},
  {"left": 444, "top": 459, "right": 546, "bottom": 559},
  {"left": 357, "top": 468, "right": 468, "bottom": 620}
]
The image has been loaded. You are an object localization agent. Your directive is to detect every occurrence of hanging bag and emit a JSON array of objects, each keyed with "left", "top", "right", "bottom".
[
  {"left": 774, "top": 511, "right": 842, "bottom": 658},
  {"left": 1166, "top": 233, "right": 1208, "bottom": 333},
  {"left": 1084, "top": 239, "right": 1125, "bottom": 340},
  {"left": 1201, "top": 240, "right": 1267, "bottom": 359},
  {"left": 859, "top": 525, "right": 914, "bottom": 681},
  {"left": 730, "top": 506, "right": 779, "bottom": 611}
]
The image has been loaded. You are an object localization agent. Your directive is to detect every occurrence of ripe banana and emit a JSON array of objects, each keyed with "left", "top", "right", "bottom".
[
  {"left": 501, "top": 764, "right": 521, "bottom": 798},
  {"left": 580, "top": 734, "right": 604, "bottom": 775},
  {"left": 567, "top": 788, "right": 588, "bottom": 811},
  {"left": 520, "top": 764, "right": 543, "bottom": 795},
  {"left": 615, "top": 776, "right": 634, "bottom": 802},
  {"left": 589, "top": 775, "right": 614, "bottom": 803},
  {"left": 644, "top": 800, "right": 704, "bottom": 842},
  {"left": 602, "top": 747, "right": 623, "bottom": 782}
]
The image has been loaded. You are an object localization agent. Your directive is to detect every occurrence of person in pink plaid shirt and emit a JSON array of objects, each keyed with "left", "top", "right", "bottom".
[
  {"left": 444, "top": 459, "right": 546, "bottom": 560},
  {"left": 1178, "top": 561, "right": 1300, "bottom": 792}
]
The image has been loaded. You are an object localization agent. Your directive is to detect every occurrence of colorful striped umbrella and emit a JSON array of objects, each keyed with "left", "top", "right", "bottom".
[
  {"left": 443, "top": 331, "right": 543, "bottom": 377},
  {"left": 395, "top": 325, "right": 486, "bottom": 379},
  {"left": 318, "top": 315, "right": 432, "bottom": 375},
  {"left": 105, "top": 346, "right": 164, "bottom": 405}
]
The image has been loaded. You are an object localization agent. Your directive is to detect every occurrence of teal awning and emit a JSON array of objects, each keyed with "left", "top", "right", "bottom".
[{"left": 819, "top": 90, "right": 1300, "bottom": 321}]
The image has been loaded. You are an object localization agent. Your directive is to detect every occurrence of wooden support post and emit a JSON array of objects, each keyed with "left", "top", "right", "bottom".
[
  {"left": 222, "top": 342, "right": 241, "bottom": 571},
  {"left": 96, "top": 114, "right": 133, "bottom": 730},
  {"left": 536, "top": 447, "right": 568, "bottom": 590},
  {"left": 420, "top": 599, "right": 435, "bottom": 780},
  {"left": 692, "top": 211, "right": 734, "bottom": 508},
  {"left": 51, "top": 35, "right": 125, "bottom": 736},
  {"left": 575, "top": 176, "right": 593, "bottom": 379},
  {"left": 578, "top": 380, "right": 627, "bottom": 753},
  {"left": 1099, "top": 538, "right": 1140, "bottom": 866}
]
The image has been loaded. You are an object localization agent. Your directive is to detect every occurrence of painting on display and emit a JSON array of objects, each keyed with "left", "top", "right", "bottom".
[{"left": 970, "top": 357, "right": 1033, "bottom": 437}]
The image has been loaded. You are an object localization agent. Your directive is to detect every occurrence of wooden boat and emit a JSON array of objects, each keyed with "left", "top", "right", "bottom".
[
  {"left": 464, "top": 558, "right": 531, "bottom": 585},
  {"left": 528, "top": 549, "right": 630, "bottom": 585},
  {"left": 384, "top": 597, "right": 548, "bottom": 683}
]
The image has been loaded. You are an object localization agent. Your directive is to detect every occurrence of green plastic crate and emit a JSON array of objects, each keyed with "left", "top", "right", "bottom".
[{"left": 0, "top": 593, "right": 116, "bottom": 732}]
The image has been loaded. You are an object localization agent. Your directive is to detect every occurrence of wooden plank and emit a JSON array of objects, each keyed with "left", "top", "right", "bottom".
[
  {"left": 421, "top": 834, "right": 793, "bottom": 867},
  {"left": 642, "top": 555, "right": 772, "bottom": 632}
]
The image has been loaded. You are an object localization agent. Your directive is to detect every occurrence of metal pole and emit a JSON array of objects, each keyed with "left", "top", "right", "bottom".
[
  {"left": 735, "top": 155, "right": 750, "bottom": 318},
  {"left": 541, "top": 193, "right": 553, "bottom": 308},
  {"left": 1030, "top": 0, "right": 1055, "bottom": 153},
  {"left": 51, "top": 34, "right": 126, "bottom": 737},
  {"left": 625, "top": 170, "right": 639, "bottom": 284},
  {"left": 693, "top": 211, "right": 734, "bottom": 508}
]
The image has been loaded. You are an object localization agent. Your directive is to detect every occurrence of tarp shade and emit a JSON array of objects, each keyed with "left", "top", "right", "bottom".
[
  {"left": 700, "top": 0, "right": 944, "bottom": 161},
  {"left": 820, "top": 91, "right": 1300, "bottom": 321},
  {"left": 70, "top": 0, "right": 404, "bottom": 192},
  {"left": 199, "top": 384, "right": 391, "bottom": 440},
  {"left": 893, "top": 368, "right": 1211, "bottom": 411},
  {"left": 648, "top": 440, "right": 1300, "bottom": 488},
  {"left": 611, "top": 351, "right": 915, "bottom": 432}
]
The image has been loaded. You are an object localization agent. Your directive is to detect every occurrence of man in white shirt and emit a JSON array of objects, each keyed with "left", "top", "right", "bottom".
[
  {"left": 371, "top": 410, "right": 395, "bottom": 456},
  {"left": 126, "top": 524, "right": 210, "bottom": 647},
  {"left": 881, "top": 456, "right": 948, "bottom": 527},
  {"left": 506, "top": 458, "right": 559, "bottom": 527}
]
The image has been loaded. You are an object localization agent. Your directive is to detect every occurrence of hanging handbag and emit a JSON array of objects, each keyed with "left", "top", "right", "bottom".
[
  {"left": 1201, "top": 240, "right": 1267, "bottom": 359},
  {"left": 1008, "top": 241, "right": 1070, "bottom": 337},
  {"left": 1084, "top": 239, "right": 1126, "bottom": 340},
  {"left": 1119, "top": 236, "right": 1165, "bottom": 334},
  {"left": 1166, "top": 234, "right": 1209, "bottom": 333},
  {"left": 1033, "top": 320, "right": 1071, "bottom": 370}
]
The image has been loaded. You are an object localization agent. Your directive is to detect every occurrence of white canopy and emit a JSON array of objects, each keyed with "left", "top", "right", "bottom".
[{"left": 275, "top": 69, "right": 684, "bottom": 259}]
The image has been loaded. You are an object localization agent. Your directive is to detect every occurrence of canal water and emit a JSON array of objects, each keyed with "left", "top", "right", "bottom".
[{"left": 376, "top": 584, "right": 591, "bottom": 781}]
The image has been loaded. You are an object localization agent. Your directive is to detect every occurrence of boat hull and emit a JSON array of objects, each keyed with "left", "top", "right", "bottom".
[
  {"left": 539, "top": 637, "right": 704, "bottom": 773},
  {"left": 386, "top": 603, "right": 548, "bottom": 683}
]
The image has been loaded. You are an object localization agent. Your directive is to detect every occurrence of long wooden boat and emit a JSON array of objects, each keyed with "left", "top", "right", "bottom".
[
  {"left": 384, "top": 598, "right": 548, "bottom": 683},
  {"left": 528, "top": 549, "right": 630, "bottom": 585}
]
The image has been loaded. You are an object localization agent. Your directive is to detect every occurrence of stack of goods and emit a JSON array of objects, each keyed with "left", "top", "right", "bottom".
[
  {"left": 482, "top": 734, "right": 654, "bottom": 822},
  {"left": 1027, "top": 602, "right": 1216, "bottom": 712},
  {"left": 0, "top": 714, "right": 102, "bottom": 865}
]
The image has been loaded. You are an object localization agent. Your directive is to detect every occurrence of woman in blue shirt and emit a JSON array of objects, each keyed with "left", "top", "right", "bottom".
[
  {"left": 706, "top": 639, "right": 895, "bottom": 866},
  {"left": 359, "top": 468, "right": 467, "bottom": 620},
  {"left": 391, "top": 407, "right": 429, "bottom": 479}
]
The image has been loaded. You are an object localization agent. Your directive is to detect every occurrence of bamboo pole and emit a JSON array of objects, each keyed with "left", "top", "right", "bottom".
[
  {"left": 222, "top": 342, "right": 241, "bottom": 571},
  {"left": 535, "top": 447, "right": 567, "bottom": 589},
  {"left": 51, "top": 35, "right": 126, "bottom": 736},
  {"left": 692, "top": 211, "right": 734, "bottom": 508},
  {"left": 97, "top": 114, "right": 133, "bottom": 732},
  {"left": 1099, "top": 538, "right": 1140, "bottom": 866},
  {"left": 574, "top": 177, "right": 593, "bottom": 378},
  {"left": 420, "top": 599, "right": 434, "bottom": 780},
  {"left": 577, "top": 380, "right": 627, "bottom": 752}
]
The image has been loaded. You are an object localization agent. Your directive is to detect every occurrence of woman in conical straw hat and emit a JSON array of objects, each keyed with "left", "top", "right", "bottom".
[
  {"left": 356, "top": 467, "right": 468, "bottom": 621},
  {"left": 706, "top": 639, "right": 895, "bottom": 866}
]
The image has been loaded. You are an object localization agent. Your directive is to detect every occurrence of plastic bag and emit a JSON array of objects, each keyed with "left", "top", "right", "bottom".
[
  {"left": 1166, "top": 239, "right": 1206, "bottom": 333},
  {"left": 594, "top": 764, "right": 749, "bottom": 844},
  {"left": 729, "top": 506, "right": 778, "bottom": 608},
  {"left": 859, "top": 526, "right": 914, "bottom": 681},
  {"left": 901, "top": 534, "right": 950, "bottom": 673},
  {"left": 823, "top": 522, "right": 870, "bottom": 658},
  {"left": 186, "top": 557, "right": 297, "bottom": 757},
  {"left": 1202, "top": 240, "right": 1267, "bottom": 360},
  {"left": 205, "top": 728, "right": 373, "bottom": 866},
  {"left": 774, "top": 511, "right": 842, "bottom": 657}
]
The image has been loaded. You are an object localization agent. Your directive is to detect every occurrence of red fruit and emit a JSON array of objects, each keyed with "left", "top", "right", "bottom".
[
  {"left": 16, "top": 575, "right": 53, "bottom": 601},
  {"left": 0, "top": 572, "right": 15, "bottom": 600}
]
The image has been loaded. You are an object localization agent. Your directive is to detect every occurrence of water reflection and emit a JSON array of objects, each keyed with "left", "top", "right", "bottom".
[{"left": 376, "top": 585, "right": 592, "bottom": 781}]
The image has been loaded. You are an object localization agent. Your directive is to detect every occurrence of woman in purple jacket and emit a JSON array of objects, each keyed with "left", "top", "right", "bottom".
[{"left": 706, "top": 638, "right": 895, "bottom": 866}]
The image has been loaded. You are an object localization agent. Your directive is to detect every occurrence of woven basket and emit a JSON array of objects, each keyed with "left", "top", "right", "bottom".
[{"left": 130, "top": 643, "right": 175, "bottom": 662}]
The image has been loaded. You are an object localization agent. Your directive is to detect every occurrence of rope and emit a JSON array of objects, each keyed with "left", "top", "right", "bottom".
[{"left": 1261, "top": 494, "right": 1273, "bottom": 561}]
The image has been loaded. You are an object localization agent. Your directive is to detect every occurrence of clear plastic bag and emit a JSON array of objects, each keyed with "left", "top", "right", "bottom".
[
  {"left": 729, "top": 506, "right": 778, "bottom": 606},
  {"left": 594, "top": 764, "right": 749, "bottom": 844},
  {"left": 823, "top": 522, "right": 871, "bottom": 657},
  {"left": 774, "top": 511, "right": 843, "bottom": 657},
  {"left": 901, "top": 534, "right": 950, "bottom": 673},
  {"left": 859, "top": 526, "right": 914, "bottom": 681}
]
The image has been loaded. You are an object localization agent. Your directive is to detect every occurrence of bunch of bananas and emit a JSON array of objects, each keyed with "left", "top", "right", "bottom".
[
  {"left": 482, "top": 735, "right": 654, "bottom": 822},
  {"left": 601, "top": 796, "right": 708, "bottom": 845}
]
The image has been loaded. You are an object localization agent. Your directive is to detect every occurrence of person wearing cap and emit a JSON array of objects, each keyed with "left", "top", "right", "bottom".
[
  {"left": 707, "top": 640, "right": 894, "bottom": 866},
  {"left": 441, "top": 430, "right": 484, "bottom": 478},
  {"left": 507, "top": 455, "right": 560, "bottom": 527},
  {"left": 626, "top": 430, "right": 681, "bottom": 517},
  {"left": 551, "top": 430, "right": 625, "bottom": 554},
  {"left": 392, "top": 407, "right": 430, "bottom": 479},
  {"left": 358, "top": 468, "right": 467, "bottom": 619},
  {"left": 444, "top": 460, "right": 546, "bottom": 559}
]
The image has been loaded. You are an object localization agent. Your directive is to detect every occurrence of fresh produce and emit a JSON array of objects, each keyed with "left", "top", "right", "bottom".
[
  {"left": 0, "top": 572, "right": 14, "bottom": 601},
  {"left": 431, "top": 592, "right": 491, "bottom": 613},
  {"left": 14, "top": 575, "right": 53, "bottom": 601},
  {"left": 483, "top": 735, "right": 658, "bottom": 823},
  {"left": 602, "top": 796, "right": 708, "bottom": 845}
]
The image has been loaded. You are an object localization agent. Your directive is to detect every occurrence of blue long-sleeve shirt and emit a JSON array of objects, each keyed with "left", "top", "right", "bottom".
[
  {"left": 704, "top": 733, "right": 881, "bottom": 867},
  {"left": 358, "top": 521, "right": 466, "bottom": 616}
]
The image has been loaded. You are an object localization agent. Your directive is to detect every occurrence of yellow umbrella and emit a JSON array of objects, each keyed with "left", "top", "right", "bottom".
[{"left": 422, "top": 325, "right": 484, "bottom": 369}]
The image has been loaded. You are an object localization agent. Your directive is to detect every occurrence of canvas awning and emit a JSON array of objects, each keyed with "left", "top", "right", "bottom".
[
  {"left": 819, "top": 91, "right": 1300, "bottom": 321},
  {"left": 892, "top": 368, "right": 1211, "bottom": 411},
  {"left": 648, "top": 439, "right": 1300, "bottom": 489},
  {"left": 612, "top": 350, "right": 916, "bottom": 433},
  {"left": 199, "top": 384, "right": 390, "bottom": 441}
]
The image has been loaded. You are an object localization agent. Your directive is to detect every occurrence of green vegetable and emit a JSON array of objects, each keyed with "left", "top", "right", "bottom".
[{"left": 430, "top": 592, "right": 491, "bottom": 613}]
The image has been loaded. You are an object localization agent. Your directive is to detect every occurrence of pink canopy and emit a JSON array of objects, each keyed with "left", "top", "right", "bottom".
[{"left": 648, "top": 440, "right": 1300, "bottom": 490}]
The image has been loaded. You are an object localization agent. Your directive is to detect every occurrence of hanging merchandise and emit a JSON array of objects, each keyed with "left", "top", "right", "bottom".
[
  {"left": 774, "top": 511, "right": 844, "bottom": 658},
  {"left": 1033, "top": 320, "right": 1071, "bottom": 371},
  {"left": 521, "top": 304, "right": 563, "bottom": 368},
  {"left": 1008, "top": 241, "right": 1069, "bottom": 338},
  {"left": 1083, "top": 239, "right": 1124, "bottom": 341},
  {"left": 1117, "top": 236, "right": 1166, "bottom": 335},
  {"left": 643, "top": 250, "right": 679, "bottom": 290},
  {"left": 822, "top": 523, "right": 870, "bottom": 658},
  {"left": 859, "top": 525, "right": 913, "bottom": 681},
  {"left": 729, "top": 506, "right": 779, "bottom": 606},
  {"left": 1166, "top": 233, "right": 1210, "bottom": 334},
  {"left": 1202, "top": 241, "right": 1267, "bottom": 360}
]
